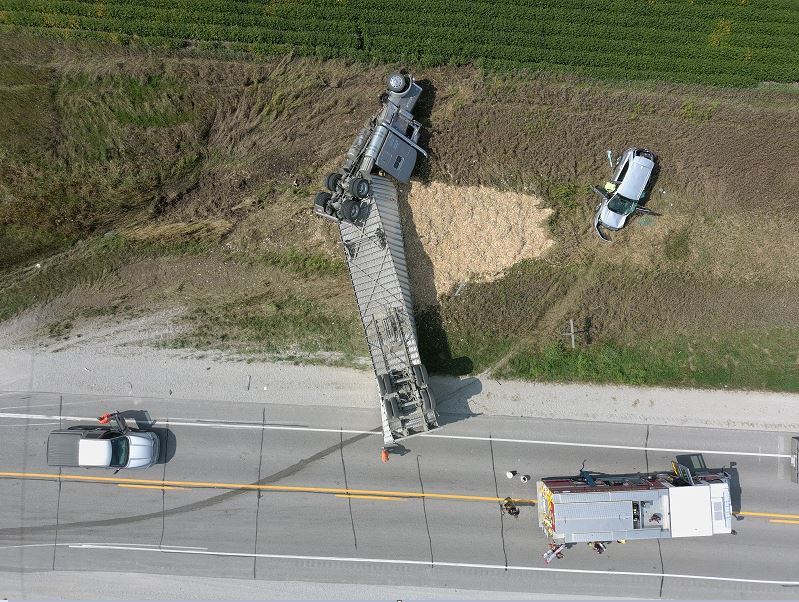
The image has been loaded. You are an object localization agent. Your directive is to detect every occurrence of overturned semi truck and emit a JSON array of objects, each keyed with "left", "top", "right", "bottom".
[{"left": 313, "top": 72, "right": 438, "bottom": 444}]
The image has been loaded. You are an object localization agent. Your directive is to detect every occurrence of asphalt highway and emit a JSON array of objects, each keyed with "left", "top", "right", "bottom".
[{"left": 1, "top": 391, "right": 797, "bottom": 599}]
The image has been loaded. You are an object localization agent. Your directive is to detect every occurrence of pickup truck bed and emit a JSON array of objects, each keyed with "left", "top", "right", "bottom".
[{"left": 47, "top": 431, "right": 82, "bottom": 467}]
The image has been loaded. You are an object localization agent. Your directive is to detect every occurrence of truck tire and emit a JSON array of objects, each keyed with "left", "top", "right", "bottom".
[
  {"left": 314, "top": 191, "right": 333, "bottom": 215},
  {"left": 325, "top": 172, "right": 342, "bottom": 192},
  {"left": 379, "top": 373, "right": 394, "bottom": 395},
  {"left": 387, "top": 72, "right": 409, "bottom": 94},
  {"left": 413, "top": 364, "right": 428, "bottom": 385},
  {"left": 339, "top": 198, "right": 361, "bottom": 222},
  {"left": 349, "top": 177, "right": 371, "bottom": 199}
]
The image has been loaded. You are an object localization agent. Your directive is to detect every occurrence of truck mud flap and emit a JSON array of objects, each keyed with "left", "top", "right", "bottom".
[
  {"left": 421, "top": 388, "right": 434, "bottom": 413},
  {"left": 377, "top": 373, "right": 394, "bottom": 396}
]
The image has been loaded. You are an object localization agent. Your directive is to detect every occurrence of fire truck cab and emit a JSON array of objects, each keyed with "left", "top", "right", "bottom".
[{"left": 537, "top": 462, "right": 733, "bottom": 544}]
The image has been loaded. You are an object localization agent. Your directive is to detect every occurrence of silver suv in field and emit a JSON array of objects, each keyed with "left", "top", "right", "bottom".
[{"left": 592, "top": 147, "right": 659, "bottom": 241}]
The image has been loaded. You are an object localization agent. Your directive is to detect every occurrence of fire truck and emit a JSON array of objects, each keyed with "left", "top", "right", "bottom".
[{"left": 537, "top": 461, "right": 733, "bottom": 545}]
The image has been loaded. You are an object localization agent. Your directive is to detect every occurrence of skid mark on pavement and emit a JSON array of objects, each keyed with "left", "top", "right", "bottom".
[
  {"left": 3, "top": 471, "right": 794, "bottom": 527},
  {"left": 0, "top": 430, "right": 375, "bottom": 537}
]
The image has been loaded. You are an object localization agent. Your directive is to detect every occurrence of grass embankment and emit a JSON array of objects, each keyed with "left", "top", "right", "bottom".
[
  {"left": 2, "top": 0, "right": 798, "bottom": 86},
  {"left": 499, "top": 332, "right": 799, "bottom": 392},
  {"left": 0, "top": 35, "right": 365, "bottom": 361},
  {"left": 1, "top": 33, "right": 798, "bottom": 390}
]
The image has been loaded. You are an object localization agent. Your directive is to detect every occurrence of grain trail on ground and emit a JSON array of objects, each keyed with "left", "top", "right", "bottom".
[{"left": 401, "top": 183, "right": 553, "bottom": 306}]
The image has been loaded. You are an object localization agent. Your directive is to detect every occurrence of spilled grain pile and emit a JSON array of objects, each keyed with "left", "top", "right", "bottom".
[{"left": 400, "top": 182, "right": 554, "bottom": 306}]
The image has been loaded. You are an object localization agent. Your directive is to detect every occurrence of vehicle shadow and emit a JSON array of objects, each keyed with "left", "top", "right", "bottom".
[
  {"left": 149, "top": 427, "right": 177, "bottom": 464},
  {"left": 118, "top": 409, "right": 153, "bottom": 428},
  {"left": 396, "top": 185, "right": 472, "bottom": 375},
  {"left": 411, "top": 77, "right": 436, "bottom": 185},
  {"left": 675, "top": 453, "right": 742, "bottom": 515},
  {"left": 396, "top": 179, "right": 482, "bottom": 429},
  {"left": 430, "top": 375, "right": 484, "bottom": 426},
  {"left": 117, "top": 409, "right": 176, "bottom": 464}
]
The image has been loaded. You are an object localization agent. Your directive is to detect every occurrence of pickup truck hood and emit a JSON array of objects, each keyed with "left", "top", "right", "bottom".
[
  {"left": 616, "top": 155, "right": 654, "bottom": 201},
  {"left": 126, "top": 432, "right": 158, "bottom": 468}
]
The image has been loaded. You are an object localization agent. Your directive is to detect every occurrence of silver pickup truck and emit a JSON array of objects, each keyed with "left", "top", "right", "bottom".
[{"left": 47, "top": 413, "right": 159, "bottom": 470}]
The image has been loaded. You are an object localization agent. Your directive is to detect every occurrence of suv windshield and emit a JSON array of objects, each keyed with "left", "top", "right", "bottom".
[
  {"left": 109, "top": 436, "right": 129, "bottom": 467},
  {"left": 607, "top": 194, "right": 637, "bottom": 216}
]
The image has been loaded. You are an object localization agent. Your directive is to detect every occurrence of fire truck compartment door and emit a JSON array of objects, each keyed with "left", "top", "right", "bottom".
[{"left": 668, "top": 485, "right": 714, "bottom": 537}]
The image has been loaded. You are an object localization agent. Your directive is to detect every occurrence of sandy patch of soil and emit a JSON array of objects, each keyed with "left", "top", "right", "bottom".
[{"left": 401, "top": 182, "right": 554, "bottom": 306}]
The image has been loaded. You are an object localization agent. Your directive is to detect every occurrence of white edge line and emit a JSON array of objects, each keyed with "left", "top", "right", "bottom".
[
  {"left": 0, "top": 413, "right": 790, "bottom": 458},
  {"left": 0, "top": 542, "right": 207, "bottom": 551},
  {"left": 67, "top": 544, "right": 799, "bottom": 586},
  {"left": 423, "top": 434, "right": 792, "bottom": 459}
]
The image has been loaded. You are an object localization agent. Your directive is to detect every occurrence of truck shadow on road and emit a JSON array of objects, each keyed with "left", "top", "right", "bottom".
[
  {"left": 396, "top": 172, "right": 483, "bottom": 429},
  {"left": 429, "top": 375, "right": 483, "bottom": 427}
]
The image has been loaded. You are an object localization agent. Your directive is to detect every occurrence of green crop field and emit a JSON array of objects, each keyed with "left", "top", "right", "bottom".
[{"left": 2, "top": 0, "right": 798, "bottom": 86}]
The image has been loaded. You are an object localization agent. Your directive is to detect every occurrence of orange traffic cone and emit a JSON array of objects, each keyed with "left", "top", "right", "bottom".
[{"left": 381, "top": 448, "right": 390, "bottom": 463}]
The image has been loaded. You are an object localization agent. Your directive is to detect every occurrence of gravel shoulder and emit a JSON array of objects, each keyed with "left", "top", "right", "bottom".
[
  {"left": 0, "top": 570, "right": 627, "bottom": 600},
  {"left": 2, "top": 338, "right": 797, "bottom": 432}
]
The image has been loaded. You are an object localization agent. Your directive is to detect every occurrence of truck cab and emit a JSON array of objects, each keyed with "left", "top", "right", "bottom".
[{"left": 313, "top": 72, "right": 427, "bottom": 224}]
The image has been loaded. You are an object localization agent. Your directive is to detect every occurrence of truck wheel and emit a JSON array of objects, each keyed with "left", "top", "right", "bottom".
[
  {"left": 387, "top": 72, "right": 409, "bottom": 94},
  {"left": 325, "top": 172, "right": 342, "bottom": 192},
  {"left": 349, "top": 177, "right": 371, "bottom": 199},
  {"left": 314, "top": 191, "right": 332, "bottom": 214},
  {"left": 340, "top": 199, "right": 361, "bottom": 222}
]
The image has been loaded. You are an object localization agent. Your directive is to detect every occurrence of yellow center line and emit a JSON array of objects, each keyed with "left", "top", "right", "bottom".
[
  {"left": 335, "top": 494, "right": 406, "bottom": 501},
  {"left": 768, "top": 519, "right": 799, "bottom": 525},
  {"left": 0, "top": 471, "right": 535, "bottom": 504},
  {"left": 736, "top": 511, "right": 799, "bottom": 520},
  {"left": 117, "top": 484, "right": 185, "bottom": 491},
  {"left": 2, "top": 472, "right": 792, "bottom": 522}
]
